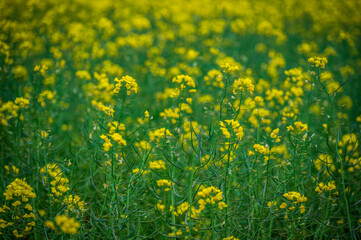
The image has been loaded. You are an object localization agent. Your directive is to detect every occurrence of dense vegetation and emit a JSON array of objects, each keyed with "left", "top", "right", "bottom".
[{"left": 1, "top": 0, "right": 361, "bottom": 239}]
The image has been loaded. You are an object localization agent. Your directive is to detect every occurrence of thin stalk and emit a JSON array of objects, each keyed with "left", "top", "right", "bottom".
[{"left": 315, "top": 69, "right": 353, "bottom": 237}]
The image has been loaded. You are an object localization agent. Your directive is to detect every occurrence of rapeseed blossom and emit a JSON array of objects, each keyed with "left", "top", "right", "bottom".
[{"left": 1, "top": 0, "right": 360, "bottom": 238}]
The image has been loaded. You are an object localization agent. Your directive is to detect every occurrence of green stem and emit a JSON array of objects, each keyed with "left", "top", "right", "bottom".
[
  {"left": 315, "top": 69, "right": 353, "bottom": 237},
  {"left": 170, "top": 152, "right": 176, "bottom": 237},
  {"left": 188, "top": 157, "right": 194, "bottom": 239},
  {"left": 43, "top": 138, "right": 52, "bottom": 219},
  {"left": 224, "top": 139, "right": 232, "bottom": 238}
]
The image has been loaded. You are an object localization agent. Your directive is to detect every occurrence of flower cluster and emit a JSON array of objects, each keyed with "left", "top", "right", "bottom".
[
  {"left": 40, "top": 164, "right": 84, "bottom": 212},
  {"left": 270, "top": 128, "right": 281, "bottom": 142},
  {"left": 196, "top": 186, "right": 227, "bottom": 210},
  {"left": 108, "top": 133, "right": 127, "bottom": 146},
  {"left": 34, "top": 65, "right": 48, "bottom": 76},
  {"left": 63, "top": 195, "right": 85, "bottom": 212},
  {"left": 221, "top": 62, "right": 239, "bottom": 73},
  {"left": 149, "top": 160, "right": 166, "bottom": 170},
  {"left": 100, "top": 135, "right": 113, "bottom": 151},
  {"left": 287, "top": 121, "right": 308, "bottom": 132},
  {"left": 75, "top": 70, "right": 91, "bottom": 80},
  {"left": 204, "top": 69, "right": 224, "bottom": 88},
  {"left": 38, "top": 90, "right": 56, "bottom": 107},
  {"left": 54, "top": 215, "right": 80, "bottom": 234},
  {"left": 171, "top": 75, "right": 196, "bottom": 95},
  {"left": 233, "top": 77, "right": 255, "bottom": 94},
  {"left": 223, "top": 237, "right": 240, "bottom": 240},
  {"left": 1, "top": 178, "right": 36, "bottom": 237},
  {"left": 253, "top": 143, "right": 270, "bottom": 161},
  {"left": 99, "top": 121, "right": 127, "bottom": 151},
  {"left": 14, "top": 98, "right": 29, "bottom": 109},
  {"left": 92, "top": 101, "right": 114, "bottom": 117},
  {"left": 4, "top": 165, "right": 19, "bottom": 175},
  {"left": 3, "top": 178, "right": 36, "bottom": 202},
  {"left": 315, "top": 182, "right": 337, "bottom": 194},
  {"left": 308, "top": 57, "right": 328, "bottom": 68},
  {"left": 283, "top": 191, "right": 307, "bottom": 203},
  {"left": 219, "top": 119, "right": 244, "bottom": 140},
  {"left": 132, "top": 168, "right": 150, "bottom": 175},
  {"left": 160, "top": 107, "right": 180, "bottom": 124},
  {"left": 314, "top": 154, "right": 335, "bottom": 176},
  {"left": 157, "top": 179, "right": 171, "bottom": 191},
  {"left": 40, "top": 164, "right": 69, "bottom": 197},
  {"left": 0, "top": 96, "right": 30, "bottom": 125},
  {"left": 40, "top": 130, "right": 49, "bottom": 138},
  {"left": 148, "top": 128, "right": 173, "bottom": 143},
  {"left": 113, "top": 75, "right": 139, "bottom": 95},
  {"left": 280, "top": 191, "right": 307, "bottom": 217}
]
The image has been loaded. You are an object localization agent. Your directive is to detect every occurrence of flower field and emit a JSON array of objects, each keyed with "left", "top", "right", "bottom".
[{"left": 1, "top": 0, "right": 361, "bottom": 239}]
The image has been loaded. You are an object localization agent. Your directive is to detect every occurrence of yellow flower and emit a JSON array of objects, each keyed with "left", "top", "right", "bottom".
[
  {"left": 3, "top": 178, "right": 36, "bottom": 201},
  {"left": 148, "top": 128, "right": 173, "bottom": 143},
  {"left": 267, "top": 201, "right": 277, "bottom": 207},
  {"left": 41, "top": 130, "right": 49, "bottom": 138},
  {"left": 308, "top": 56, "right": 328, "bottom": 68},
  {"left": 221, "top": 62, "right": 239, "bottom": 73},
  {"left": 12, "top": 201, "right": 21, "bottom": 207},
  {"left": 100, "top": 134, "right": 113, "bottom": 151},
  {"left": 218, "top": 201, "right": 227, "bottom": 210},
  {"left": 55, "top": 215, "right": 80, "bottom": 234},
  {"left": 144, "top": 110, "right": 150, "bottom": 118},
  {"left": 315, "top": 182, "right": 336, "bottom": 193},
  {"left": 172, "top": 75, "right": 196, "bottom": 94},
  {"left": 114, "top": 75, "right": 138, "bottom": 95},
  {"left": 45, "top": 220, "right": 56, "bottom": 230},
  {"left": 14, "top": 97, "right": 29, "bottom": 108},
  {"left": 280, "top": 202, "right": 287, "bottom": 209},
  {"left": 220, "top": 120, "right": 244, "bottom": 140},
  {"left": 76, "top": 70, "right": 91, "bottom": 80},
  {"left": 294, "top": 121, "right": 308, "bottom": 131},
  {"left": 108, "top": 133, "right": 127, "bottom": 146},
  {"left": 157, "top": 179, "right": 171, "bottom": 188},
  {"left": 13, "top": 230, "right": 23, "bottom": 238},
  {"left": 223, "top": 236, "right": 239, "bottom": 240},
  {"left": 149, "top": 160, "right": 166, "bottom": 170},
  {"left": 233, "top": 77, "right": 254, "bottom": 94},
  {"left": 300, "top": 205, "right": 305, "bottom": 214}
]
